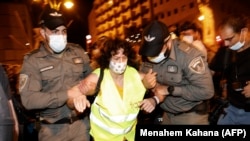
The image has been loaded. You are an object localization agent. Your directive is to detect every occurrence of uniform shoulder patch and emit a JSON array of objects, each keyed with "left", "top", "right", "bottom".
[
  {"left": 19, "top": 74, "right": 28, "bottom": 92},
  {"left": 188, "top": 56, "right": 205, "bottom": 74}
]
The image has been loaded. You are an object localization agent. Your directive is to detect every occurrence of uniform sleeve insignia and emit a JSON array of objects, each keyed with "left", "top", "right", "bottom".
[
  {"left": 188, "top": 56, "right": 205, "bottom": 74},
  {"left": 19, "top": 74, "right": 28, "bottom": 92}
]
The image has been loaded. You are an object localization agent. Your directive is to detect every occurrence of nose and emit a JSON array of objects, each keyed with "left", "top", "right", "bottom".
[
  {"left": 118, "top": 58, "right": 125, "bottom": 63},
  {"left": 224, "top": 40, "right": 230, "bottom": 46}
]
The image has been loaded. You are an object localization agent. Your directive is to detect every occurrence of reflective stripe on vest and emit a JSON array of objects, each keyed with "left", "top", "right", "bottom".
[
  {"left": 97, "top": 103, "right": 138, "bottom": 123},
  {"left": 90, "top": 113, "right": 133, "bottom": 135}
]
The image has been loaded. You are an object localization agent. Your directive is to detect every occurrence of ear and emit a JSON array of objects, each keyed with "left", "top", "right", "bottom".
[
  {"left": 194, "top": 31, "right": 200, "bottom": 39},
  {"left": 242, "top": 27, "right": 248, "bottom": 34},
  {"left": 241, "top": 28, "right": 248, "bottom": 41},
  {"left": 40, "top": 28, "right": 46, "bottom": 39}
]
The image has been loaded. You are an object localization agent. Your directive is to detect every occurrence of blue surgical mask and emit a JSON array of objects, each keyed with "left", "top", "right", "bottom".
[
  {"left": 229, "top": 41, "right": 245, "bottom": 50},
  {"left": 147, "top": 52, "right": 167, "bottom": 63},
  {"left": 229, "top": 30, "right": 246, "bottom": 51},
  {"left": 49, "top": 35, "right": 67, "bottom": 53}
]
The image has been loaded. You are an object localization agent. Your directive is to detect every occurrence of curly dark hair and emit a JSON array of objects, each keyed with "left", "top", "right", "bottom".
[
  {"left": 179, "top": 21, "right": 198, "bottom": 33},
  {"left": 92, "top": 37, "right": 140, "bottom": 70}
]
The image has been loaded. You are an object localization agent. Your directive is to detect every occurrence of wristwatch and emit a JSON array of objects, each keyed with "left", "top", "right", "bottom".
[{"left": 167, "top": 86, "right": 174, "bottom": 95}]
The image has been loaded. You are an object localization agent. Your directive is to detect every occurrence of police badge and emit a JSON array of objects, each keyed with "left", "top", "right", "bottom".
[{"left": 19, "top": 74, "right": 28, "bottom": 92}]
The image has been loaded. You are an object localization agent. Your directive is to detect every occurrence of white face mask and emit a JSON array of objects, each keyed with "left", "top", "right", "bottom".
[
  {"left": 109, "top": 61, "right": 127, "bottom": 74},
  {"left": 147, "top": 52, "right": 167, "bottom": 63},
  {"left": 229, "top": 29, "right": 247, "bottom": 51},
  {"left": 182, "top": 35, "right": 193, "bottom": 44},
  {"left": 49, "top": 35, "right": 67, "bottom": 53}
]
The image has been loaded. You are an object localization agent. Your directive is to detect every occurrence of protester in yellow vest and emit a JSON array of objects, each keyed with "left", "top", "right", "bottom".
[{"left": 68, "top": 37, "right": 158, "bottom": 141}]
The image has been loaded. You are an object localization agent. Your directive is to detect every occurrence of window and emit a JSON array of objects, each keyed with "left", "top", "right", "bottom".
[
  {"left": 174, "top": 8, "right": 178, "bottom": 14},
  {"left": 181, "top": 5, "right": 186, "bottom": 12},
  {"left": 154, "top": 3, "right": 157, "bottom": 7},
  {"left": 189, "top": 2, "right": 194, "bottom": 8},
  {"left": 167, "top": 11, "right": 171, "bottom": 16},
  {"left": 160, "top": 13, "right": 164, "bottom": 18}
]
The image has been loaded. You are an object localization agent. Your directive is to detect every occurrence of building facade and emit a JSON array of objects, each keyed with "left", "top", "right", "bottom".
[{"left": 88, "top": 0, "right": 250, "bottom": 62}]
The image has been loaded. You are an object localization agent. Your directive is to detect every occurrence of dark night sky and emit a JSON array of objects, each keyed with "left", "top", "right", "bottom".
[
  {"left": 1, "top": 0, "right": 94, "bottom": 49},
  {"left": 64, "top": 0, "right": 94, "bottom": 49},
  {"left": 46, "top": 0, "right": 94, "bottom": 49}
]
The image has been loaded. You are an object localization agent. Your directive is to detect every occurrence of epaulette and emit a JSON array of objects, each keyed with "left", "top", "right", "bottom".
[
  {"left": 23, "top": 48, "right": 40, "bottom": 59},
  {"left": 67, "top": 43, "right": 86, "bottom": 52},
  {"left": 174, "top": 39, "right": 192, "bottom": 53},
  {"left": 67, "top": 43, "right": 81, "bottom": 48},
  {"left": 67, "top": 43, "right": 89, "bottom": 61}
]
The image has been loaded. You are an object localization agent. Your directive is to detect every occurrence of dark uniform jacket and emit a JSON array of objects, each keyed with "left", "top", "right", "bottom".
[
  {"left": 140, "top": 39, "right": 214, "bottom": 114},
  {"left": 19, "top": 43, "right": 92, "bottom": 123}
]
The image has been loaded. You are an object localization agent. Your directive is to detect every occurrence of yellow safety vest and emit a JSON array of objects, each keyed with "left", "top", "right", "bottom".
[{"left": 90, "top": 66, "right": 146, "bottom": 141}]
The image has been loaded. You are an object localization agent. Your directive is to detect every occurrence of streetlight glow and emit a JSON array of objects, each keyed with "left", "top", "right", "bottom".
[
  {"left": 86, "top": 35, "right": 92, "bottom": 40},
  {"left": 198, "top": 15, "right": 205, "bottom": 21},
  {"left": 64, "top": 1, "right": 74, "bottom": 9}
]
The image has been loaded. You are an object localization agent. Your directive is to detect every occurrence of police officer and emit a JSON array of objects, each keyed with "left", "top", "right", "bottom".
[
  {"left": 179, "top": 21, "right": 208, "bottom": 61},
  {"left": 139, "top": 20, "right": 214, "bottom": 125},
  {"left": 216, "top": 14, "right": 250, "bottom": 125},
  {"left": 19, "top": 7, "right": 92, "bottom": 141}
]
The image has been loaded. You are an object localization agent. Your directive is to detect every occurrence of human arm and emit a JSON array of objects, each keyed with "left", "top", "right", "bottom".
[
  {"left": 242, "top": 81, "right": 250, "bottom": 98},
  {"left": 176, "top": 56, "right": 214, "bottom": 101},
  {"left": 151, "top": 83, "right": 169, "bottom": 102},
  {"left": 19, "top": 55, "right": 83, "bottom": 110},
  {"left": 78, "top": 73, "right": 99, "bottom": 96},
  {"left": 67, "top": 94, "right": 91, "bottom": 112},
  {"left": 67, "top": 72, "right": 99, "bottom": 112},
  {"left": 139, "top": 82, "right": 170, "bottom": 113},
  {"left": 149, "top": 51, "right": 213, "bottom": 102},
  {"left": 140, "top": 68, "right": 157, "bottom": 89},
  {"left": 139, "top": 97, "right": 157, "bottom": 113},
  {"left": 8, "top": 100, "right": 19, "bottom": 141},
  {"left": 0, "top": 66, "right": 19, "bottom": 141}
]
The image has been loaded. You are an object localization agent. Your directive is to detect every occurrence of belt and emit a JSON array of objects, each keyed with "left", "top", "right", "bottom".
[
  {"left": 172, "top": 101, "right": 209, "bottom": 116},
  {"left": 41, "top": 116, "right": 80, "bottom": 124},
  {"left": 172, "top": 108, "right": 196, "bottom": 116}
]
